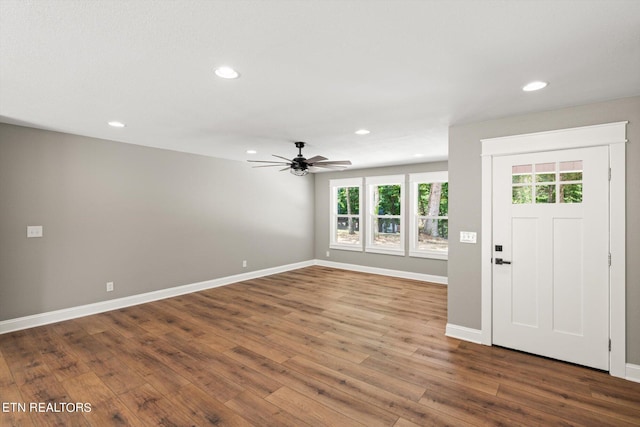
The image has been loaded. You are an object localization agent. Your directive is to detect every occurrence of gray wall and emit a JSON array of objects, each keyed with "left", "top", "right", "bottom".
[
  {"left": 314, "top": 162, "right": 448, "bottom": 278},
  {"left": 0, "top": 124, "right": 315, "bottom": 321},
  {"left": 448, "top": 96, "right": 640, "bottom": 363}
]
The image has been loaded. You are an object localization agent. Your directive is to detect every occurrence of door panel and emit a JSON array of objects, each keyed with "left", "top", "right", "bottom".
[
  {"left": 492, "top": 146, "right": 609, "bottom": 370},
  {"left": 552, "top": 218, "right": 583, "bottom": 335},
  {"left": 511, "top": 218, "right": 538, "bottom": 327}
]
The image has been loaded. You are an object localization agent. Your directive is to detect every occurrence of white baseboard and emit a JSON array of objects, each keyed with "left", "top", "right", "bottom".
[
  {"left": 314, "top": 259, "right": 448, "bottom": 285},
  {"left": 626, "top": 363, "right": 640, "bottom": 383},
  {"left": 445, "top": 323, "right": 483, "bottom": 344},
  {"left": 0, "top": 260, "right": 314, "bottom": 335}
]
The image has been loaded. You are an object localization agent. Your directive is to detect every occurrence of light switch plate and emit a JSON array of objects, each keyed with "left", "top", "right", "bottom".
[
  {"left": 27, "top": 225, "right": 43, "bottom": 238},
  {"left": 460, "top": 231, "right": 477, "bottom": 244}
]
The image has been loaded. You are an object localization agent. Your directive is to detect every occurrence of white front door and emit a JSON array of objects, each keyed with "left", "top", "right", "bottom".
[{"left": 492, "top": 146, "right": 610, "bottom": 370}]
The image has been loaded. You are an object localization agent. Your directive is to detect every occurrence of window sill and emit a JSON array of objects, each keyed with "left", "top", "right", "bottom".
[
  {"left": 365, "top": 246, "right": 405, "bottom": 257},
  {"left": 329, "top": 244, "right": 363, "bottom": 252},
  {"left": 409, "top": 250, "right": 448, "bottom": 260}
]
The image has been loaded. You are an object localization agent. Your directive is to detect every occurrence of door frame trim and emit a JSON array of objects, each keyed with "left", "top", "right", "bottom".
[{"left": 480, "top": 121, "right": 627, "bottom": 378}]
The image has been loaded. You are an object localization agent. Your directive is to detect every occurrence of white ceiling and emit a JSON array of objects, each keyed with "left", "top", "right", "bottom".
[{"left": 1, "top": 0, "right": 639, "bottom": 170}]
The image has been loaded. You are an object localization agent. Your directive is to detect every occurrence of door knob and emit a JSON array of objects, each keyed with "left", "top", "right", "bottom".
[{"left": 495, "top": 258, "right": 511, "bottom": 265}]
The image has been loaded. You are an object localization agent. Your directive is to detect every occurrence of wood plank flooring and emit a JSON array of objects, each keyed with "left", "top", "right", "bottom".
[{"left": 1, "top": 266, "right": 639, "bottom": 426}]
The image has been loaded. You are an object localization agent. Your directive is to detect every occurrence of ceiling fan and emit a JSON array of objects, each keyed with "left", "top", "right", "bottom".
[{"left": 248, "top": 141, "right": 352, "bottom": 176}]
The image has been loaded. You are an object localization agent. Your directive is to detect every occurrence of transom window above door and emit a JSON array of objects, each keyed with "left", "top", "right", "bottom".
[{"left": 512, "top": 161, "right": 583, "bottom": 204}]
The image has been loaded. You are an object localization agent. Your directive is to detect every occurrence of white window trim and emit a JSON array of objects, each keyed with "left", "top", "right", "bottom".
[
  {"left": 329, "top": 178, "right": 363, "bottom": 252},
  {"left": 365, "top": 175, "right": 405, "bottom": 256},
  {"left": 409, "top": 172, "right": 449, "bottom": 259},
  {"left": 479, "top": 121, "right": 627, "bottom": 379}
]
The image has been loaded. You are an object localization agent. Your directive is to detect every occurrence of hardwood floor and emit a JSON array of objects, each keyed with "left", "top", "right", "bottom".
[{"left": 1, "top": 266, "right": 639, "bottom": 426}]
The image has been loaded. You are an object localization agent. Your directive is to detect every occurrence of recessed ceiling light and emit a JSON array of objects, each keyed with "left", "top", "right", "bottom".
[
  {"left": 414, "top": 154, "right": 424, "bottom": 158},
  {"left": 355, "top": 129, "right": 370, "bottom": 135},
  {"left": 215, "top": 66, "right": 240, "bottom": 79},
  {"left": 522, "top": 81, "right": 548, "bottom": 92},
  {"left": 108, "top": 121, "right": 126, "bottom": 128},
  {"left": 246, "top": 150, "right": 257, "bottom": 154}
]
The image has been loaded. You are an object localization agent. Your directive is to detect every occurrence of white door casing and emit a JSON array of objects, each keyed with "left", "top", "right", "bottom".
[
  {"left": 492, "top": 146, "right": 609, "bottom": 370},
  {"left": 480, "top": 121, "right": 627, "bottom": 378}
]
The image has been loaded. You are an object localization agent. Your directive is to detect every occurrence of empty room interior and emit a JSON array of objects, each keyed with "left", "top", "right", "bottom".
[{"left": 1, "top": 1, "right": 639, "bottom": 426}]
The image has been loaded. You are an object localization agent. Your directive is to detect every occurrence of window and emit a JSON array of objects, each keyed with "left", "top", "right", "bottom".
[
  {"left": 330, "top": 178, "right": 363, "bottom": 251},
  {"left": 366, "top": 175, "right": 404, "bottom": 255},
  {"left": 329, "top": 172, "right": 449, "bottom": 260},
  {"left": 409, "top": 172, "right": 448, "bottom": 259}
]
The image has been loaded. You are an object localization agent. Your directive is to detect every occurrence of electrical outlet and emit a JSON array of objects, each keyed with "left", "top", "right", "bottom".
[
  {"left": 242, "top": 260, "right": 247, "bottom": 268},
  {"left": 460, "top": 231, "right": 477, "bottom": 244},
  {"left": 27, "top": 225, "right": 43, "bottom": 238},
  {"left": 106, "top": 282, "right": 114, "bottom": 292},
  {"left": 326, "top": 251, "right": 330, "bottom": 257}
]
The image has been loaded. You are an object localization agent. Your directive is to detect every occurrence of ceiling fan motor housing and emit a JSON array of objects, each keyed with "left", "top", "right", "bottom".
[{"left": 291, "top": 157, "right": 309, "bottom": 173}]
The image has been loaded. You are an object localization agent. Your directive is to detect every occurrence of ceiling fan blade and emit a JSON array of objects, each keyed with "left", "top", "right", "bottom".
[
  {"left": 252, "top": 164, "right": 291, "bottom": 168},
  {"left": 308, "top": 166, "right": 347, "bottom": 173},
  {"left": 310, "top": 160, "right": 352, "bottom": 166},
  {"left": 279, "top": 167, "right": 291, "bottom": 172},
  {"left": 247, "top": 160, "right": 290, "bottom": 164},
  {"left": 305, "top": 155, "right": 328, "bottom": 163},
  {"left": 272, "top": 154, "right": 293, "bottom": 162},
  {"left": 310, "top": 164, "right": 348, "bottom": 170}
]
